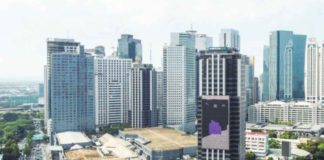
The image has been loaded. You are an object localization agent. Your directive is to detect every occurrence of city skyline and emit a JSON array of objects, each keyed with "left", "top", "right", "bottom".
[{"left": 1, "top": 0, "right": 324, "bottom": 81}]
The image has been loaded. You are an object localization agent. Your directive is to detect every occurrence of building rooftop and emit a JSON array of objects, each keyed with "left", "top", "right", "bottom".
[
  {"left": 246, "top": 131, "right": 268, "bottom": 136},
  {"left": 123, "top": 128, "right": 197, "bottom": 150},
  {"left": 98, "top": 134, "right": 138, "bottom": 159},
  {"left": 56, "top": 131, "right": 91, "bottom": 145},
  {"left": 65, "top": 149, "right": 113, "bottom": 160}
]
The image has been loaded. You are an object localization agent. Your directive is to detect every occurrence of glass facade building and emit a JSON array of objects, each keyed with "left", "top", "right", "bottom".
[
  {"left": 268, "top": 31, "right": 306, "bottom": 101},
  {"left": 117, "top": 34, "right": 142, "bottom": 63}
]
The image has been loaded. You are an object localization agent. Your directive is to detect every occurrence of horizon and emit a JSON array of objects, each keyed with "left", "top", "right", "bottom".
[{"left": 1, "top": 0, "right": 324, "bottom": 81}]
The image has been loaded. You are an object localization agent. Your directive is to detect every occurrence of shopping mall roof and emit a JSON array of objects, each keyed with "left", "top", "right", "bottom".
[
  {"left": 122, "top": 128, "right": 197, "bottom": 150},
  {"left": 56, "top": 131, "right": 91, "bottom": 146}
]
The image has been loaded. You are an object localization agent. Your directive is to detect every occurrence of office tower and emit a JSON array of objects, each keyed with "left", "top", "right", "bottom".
[
  {"left": 242, "top": 55, "right": 255, "bottom": 106},
  {"left": 156, "top": 69, "right": 164, "bottom": 125},
  {"left": 117, "top": 34, "right": 142, "bottom": 63},
  {"left": 197, "top": 47, "right": 246, "bottom": 160},
  {"left": 85, "top": 46, "right": 105, "bottom": 57},
  {"left": 129, "top": 64, "right": 157, "bottom": 128},
  {"left": 284, "top": 40, "right": 293, "bottom": 100},
  {"left": 45, "top": 38, "right": 80, "bottom": 130},
  {"left": 38, "top": 83, "right": 44, "bottom": 97},
  {"left": 50, "top": 44, "right": 95, "bottom": 133},
  {"left": 305, "top": 38, "right": 324, "bottom": 104},
  {"left": 219, "top": 29, "right": 240, "bottom": 50},
  {"left": 164, "top": 31, "right": 196, "bottom": 133},
  {"left": 253, "top": 77, "right": 259, "bottom": 104},
  {"left": 196, "top": 34, "right": 213, "bottom": 52},
  {"left": 262, "top": 46, "right": 270, "bottom": 101},
  {"left": 94, "top": 56, "right": 132, "bottom": 128},
  {"left": 293, "top": 35, "right": 307, "bottom": 99},
  {"left": 268, "top": 31, "right": 306, "bottom": 101}
]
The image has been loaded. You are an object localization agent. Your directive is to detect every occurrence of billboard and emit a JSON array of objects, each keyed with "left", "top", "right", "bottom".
[
  {"left": 201, "top": 96, "right": 230, "bottom": 150},
  {"left": 282, "top": 141, "right": 291, "bottom": 157}
]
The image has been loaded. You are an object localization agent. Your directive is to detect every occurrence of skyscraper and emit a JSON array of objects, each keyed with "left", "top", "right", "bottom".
[
  {"left": 117, "top": 34, "right": 142, "bottom": 63},
  {"left": 129, "top": 64, "right": 157, "bottom": 128},
  {"left": 156, "top": 69, "right": 164, "bottom": 126},
  {"left": 45, "top": 38, "right": 81, "bottom": 133},
  {"left": 219, "top": 29, "right": 240, "bottom": 50},
  {"left": 253, "top": 77, "right": 259, "bottom": 104},
  {"left": 197, "top": 47, "right": 246, "bottom": 160},
  {"left": 94, "top": 56, "right": 132, "bottom": 128},
  {"left": 242, "top": 55, "right": 255, "bottom": 106},
  {"left": 196, "top": 34, "right": 213, "bottom": 52},
  {"left": 305, "top": 38, "right": 324, "bottom": 104},
  {"left": 262, "top": 46, "right": 270, "bottom": 101},
  {"left": 50, "top": 43, "right": 95, "bottom": 133},
  {"left": 268, "top": 31, "right": 306, "bottom": 101},
  {"left": 164, "top": 31, "right": 196, "bottom": 133},
  {"left": 284, "top": 40, "right": 293, "bottom": 100}
]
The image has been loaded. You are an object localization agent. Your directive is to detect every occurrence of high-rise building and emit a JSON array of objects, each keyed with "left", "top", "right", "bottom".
[
  {"left": 129, "top": 64, "right": 157, "bottom": 128},
  {"left": 45, "top": 38, "right": 81, "bottom": 132},
  {"left": 284, "top": 40, "right": 293, "bottom": 100},
  {"left": 94, "top": 56, "right": 132, "bottom": 128},
  {"left": 156, "top": 69, "right": 164, "bottom": 126},
  {"left": 38, "top": 83, "right": 44, "bottom": 97},
  {"left": 196, "top": 34, "right": 213, "bottom": 52},
  {"left": 242, "top": 55, "right": 255, "bottom": 106},
  {"left": 262, "top": 46, "right": 270, "bottom": 101},
  {"left": 50, "top": 44, "right": 95, "bottom": 133},
  {"left": 253, "top": 77, "right": 259, "bottom": 104},
  {"left": 305, "top": 38, "right": 324, "bottom": 104},
  {"left": 117, "top": 34, "right": 142, "bottom": 63},
  {"left": 219, "top": 29, "right": 240, "bottom": 50},
  {"left": 268, "top": 31, "right": 306, "bottom": 101},
  {"left": 164, "top": 31, "right": 196, "bottom": 133},
  {"left": 197, "top": 47, "right": 246, "bottom": 160}
]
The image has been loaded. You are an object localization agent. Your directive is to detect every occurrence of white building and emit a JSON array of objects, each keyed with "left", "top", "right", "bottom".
[
  {"left": 94, "top": 56, "right": 132, "bottom": 127},
  {"left": 219, "top": 29, "right": 240, "bottom": 50},
  {"left": 248, "top": 101, "right": 324, "bottom": 124},
  {"left": 195, "top": 34, "right": 213, "bottom": 52},
  {"left": 305, "top": 38, "right": 324, "bottom": 104},
  {"left": 245, "top": 131, "right": 269, "bottom": 157},
  {"left": 164, "top": 31, "right": 196, "bottom": 133}
]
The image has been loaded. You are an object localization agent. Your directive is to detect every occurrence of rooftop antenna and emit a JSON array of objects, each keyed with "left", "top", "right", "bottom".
[{"left": 190, "top": 24, "right": 193, "bottom": 30}]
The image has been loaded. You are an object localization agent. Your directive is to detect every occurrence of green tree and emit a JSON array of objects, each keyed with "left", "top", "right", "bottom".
[
  {"left": 268, "top": 130, "right": 277, "bottom": 138},
  {"left": 317, "top": 143, "right": 324, "bottom": 151},
  {"left": 245, "top": 151, "right": 256, "bottom": 160},
  {"left": 269, "top": 139, "right": 281, "bottom": 148},
  {"left": 268, "top": 157, "right": 274, "bottom": 160}
]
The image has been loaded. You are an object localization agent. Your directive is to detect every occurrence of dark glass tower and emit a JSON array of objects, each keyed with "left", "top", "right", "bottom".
[{"left": 197, "top": 47, "right": 246, "bottom": 160}]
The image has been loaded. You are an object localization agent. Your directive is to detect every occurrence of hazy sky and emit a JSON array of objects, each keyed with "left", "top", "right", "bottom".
[{"left": 0, "top": 0, "right": 323, "bottom": 82}]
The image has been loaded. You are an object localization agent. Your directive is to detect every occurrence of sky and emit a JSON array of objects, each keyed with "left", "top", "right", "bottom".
[{"left": 0, "top": 0, "right": 324, "bottom": 82}]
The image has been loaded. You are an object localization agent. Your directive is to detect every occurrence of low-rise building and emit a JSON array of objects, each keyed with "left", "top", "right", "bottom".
[
  {"left": 248, "top": 101, "right": 324, "bottom": 125},
  {"left": 119, "top": 128, "right": 197, "bottom": 160},
  {"left": 56, "top": 132, "right": 93, "bottom": 150},
  {"left": 247, "top": 123, "right": 324, "bottom": 138},
  {"left": 245, "top": 131, "right": 269, "bottom": 157}
]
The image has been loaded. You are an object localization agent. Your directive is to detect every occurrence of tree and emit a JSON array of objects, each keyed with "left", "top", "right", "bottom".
[
  {"left": 317, "top": 143, "right": 324, "bottom": 151},
  {"left": 280, "top": 131, "right": 298, "bottom": 139},
  {"left": 268, "top": 130, "right": 277, "bottom": 138},
  {"left": 268, "top": 157, "right": 274, "bottom": 160},
  {"left": 245, "top": 151, "right": 256, "bottom": 160},
  {"left": 269, "top": 139, "right": 281, "bottom": 149}
]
